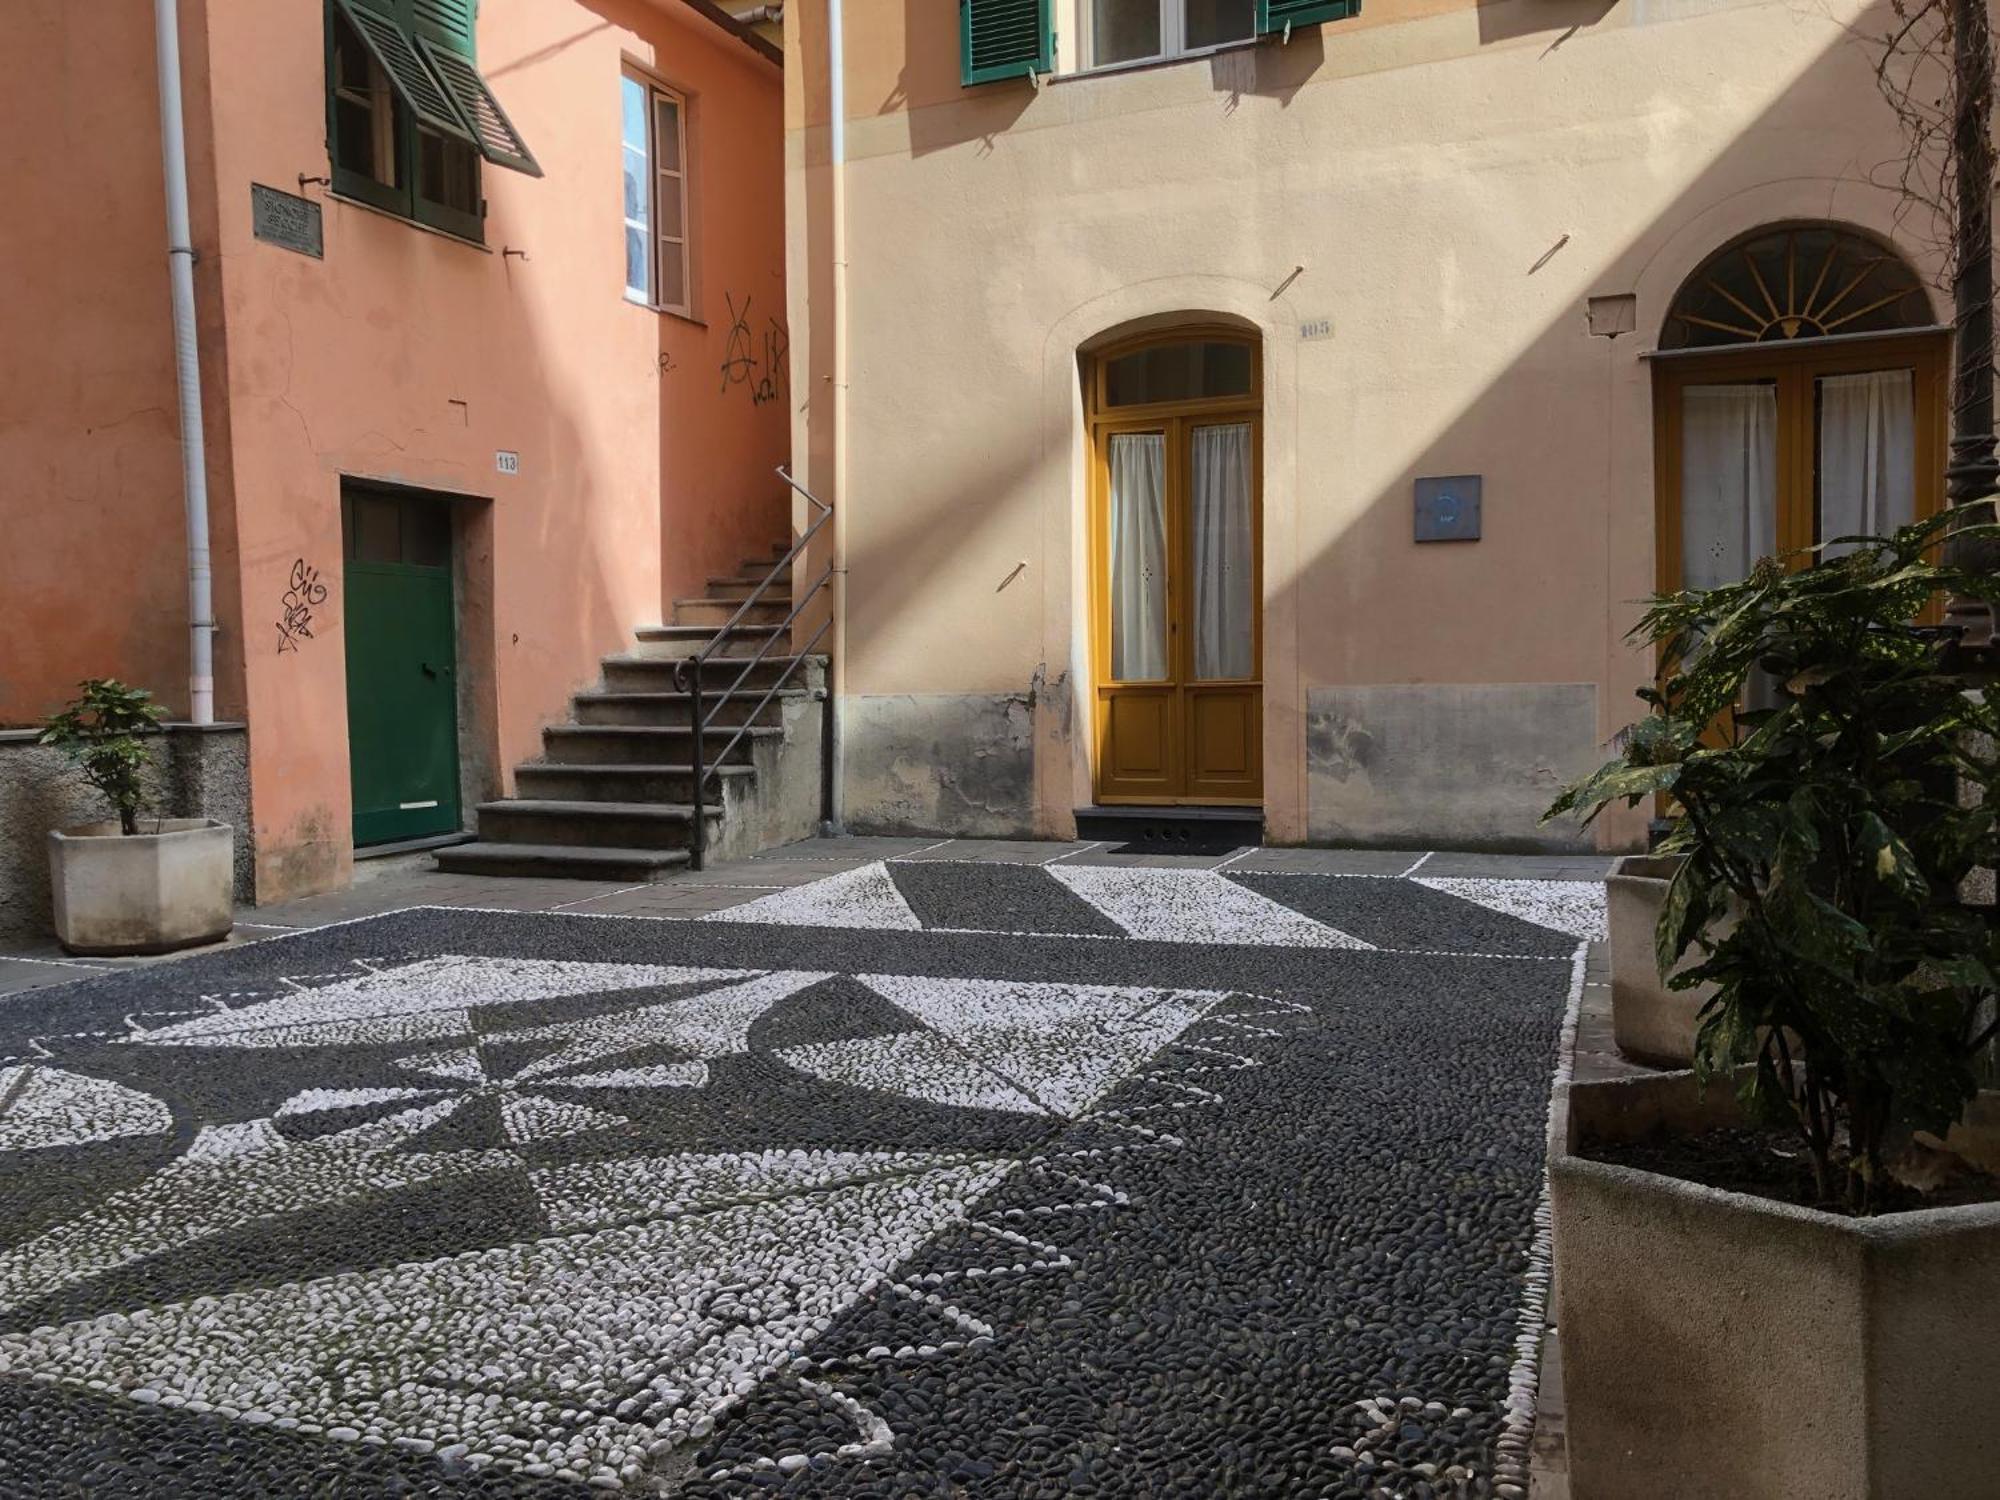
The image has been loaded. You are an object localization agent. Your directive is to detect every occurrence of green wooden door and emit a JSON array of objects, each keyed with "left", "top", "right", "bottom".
[{"left": 343, "top": 489, "right": 460, "bottom": 846}]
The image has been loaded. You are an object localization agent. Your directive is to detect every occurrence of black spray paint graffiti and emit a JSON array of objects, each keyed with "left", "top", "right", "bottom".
[
  {"left": 719, "top": 292, "right": 788, "bottom": 407},
  {"left": 276, "top": 559, "right": 327, "bottom": 655}
]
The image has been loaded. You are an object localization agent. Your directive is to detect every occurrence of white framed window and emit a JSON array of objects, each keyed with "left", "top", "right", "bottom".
[
  {"left": 1077, "top": 0, "right": 1256, "bottom": 71},
  {"left": 620, "top": 71, "right": 692, "bottom": 315}
]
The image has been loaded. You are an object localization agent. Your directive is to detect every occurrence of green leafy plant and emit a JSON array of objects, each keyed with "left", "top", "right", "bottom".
[
  {"left": 1548, "top": 509, "right": 2000, "bottom": 1213},
  {"left": 39, "top": 679, "right": 165, "bottom": 837}
]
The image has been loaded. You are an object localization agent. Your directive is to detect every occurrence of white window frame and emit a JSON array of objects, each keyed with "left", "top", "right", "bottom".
[
  {"left": 620, "top": 68, "right": 693, "bottom": 318},
  {"left": 1071, "top": 0, "right": 1257, "bottom": 76}
]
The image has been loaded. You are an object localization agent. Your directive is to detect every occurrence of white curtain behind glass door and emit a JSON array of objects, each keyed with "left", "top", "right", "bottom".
[
  {"left": 1108, "top": 432, "right": 1169, "bottom": 681},
  {"left": 1191, "top": 422, "right": 1254, "bottom": 680},
  {"left": 1681, "top": 384, "right": 1778, "bottom": 590},
  {"left": 1817, "top": 370, "right": 1916, "bottom": 557}
]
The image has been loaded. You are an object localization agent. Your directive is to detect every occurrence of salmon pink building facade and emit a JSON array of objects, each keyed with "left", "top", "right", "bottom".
[{"left": 1, "top": 0, "right": 790, "bottom": 929}]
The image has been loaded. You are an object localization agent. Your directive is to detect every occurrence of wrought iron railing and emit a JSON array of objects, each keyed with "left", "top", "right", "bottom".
[{"left": 674, "top": 466, "right": 834, "bottom": 870}]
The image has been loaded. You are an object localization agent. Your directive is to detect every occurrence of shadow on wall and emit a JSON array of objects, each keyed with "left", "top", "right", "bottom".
[
  {"left": 811, "top": 0, "right": 1934, "bottom": 852},
  {"left": 1275, "top": 0, "right": 1936, "bottom": 852},
  {"left": 1474, "top": 0, "right": 1618, "bottom": 49},
  {"left": 899, "top": 0, "right": 1037, "bottom": 157}
]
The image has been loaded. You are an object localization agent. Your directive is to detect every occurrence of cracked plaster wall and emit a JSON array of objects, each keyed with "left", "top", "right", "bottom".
[
  {"left": 1306, "top": 684, "right": 1601, "bottom": 851},
  {"left": 842, "top": 694, "right": 1037, "bottom": 838}
]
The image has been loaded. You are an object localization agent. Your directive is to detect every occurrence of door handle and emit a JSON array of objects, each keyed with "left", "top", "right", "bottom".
[{"left": 421, "top": 663, "right": 439, "bottom": 679}]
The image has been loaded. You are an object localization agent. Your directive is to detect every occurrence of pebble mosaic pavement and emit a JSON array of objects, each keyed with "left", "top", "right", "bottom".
[{"left": 0, "top": 855, "right": 1603, "bottom": 1498}]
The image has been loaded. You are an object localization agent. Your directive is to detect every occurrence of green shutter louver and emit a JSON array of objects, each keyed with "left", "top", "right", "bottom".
[
  {"left": 332, "top": 0, "right": 474, "bottom": 143},
  {"left": 412, "top": 0, "right": 477, "bottom": 56},
  {"left": 961, "top": 0, "right": 1051, "bottom": 87},
  {"left": 417, "top": 36, "right": 544, "bottom": 177},
  {"left": 1256, "top": 0, "right": 1361, "bottom": 34}
]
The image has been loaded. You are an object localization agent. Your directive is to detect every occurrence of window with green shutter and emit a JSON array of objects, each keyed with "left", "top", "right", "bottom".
[
  {"left": 324, "top": 0, "right": 541, "bottom": 243},
  {"left": 1255, "top": 0, "right": 1360, "bottom": 35},
  {"left": 961, "top": 0, "right": 1053, "bottom": 86}
]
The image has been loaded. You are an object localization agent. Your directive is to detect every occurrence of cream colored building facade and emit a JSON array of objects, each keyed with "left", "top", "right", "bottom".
[{"left": 784, "top": 0, "right": 1954, "bottom": 851}]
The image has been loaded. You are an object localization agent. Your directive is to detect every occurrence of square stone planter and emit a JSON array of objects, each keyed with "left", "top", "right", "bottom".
[
  {"left": 49, "top": 818, "right": 234, "bottom": 955},
  {"left": 1551, "top": 1070, "right": 2000, "bottom": 1499},
  {"left": 1606, "top": 853, "right": 1716, "bottom": 1066}
]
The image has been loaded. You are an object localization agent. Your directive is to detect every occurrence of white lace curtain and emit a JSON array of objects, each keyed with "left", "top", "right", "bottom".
[
  {"left": 1817, "top": 369, "right": 1915, "bottom": 556},
  {"left": 1192, "top": 422, "right": 1254, "bottom": 680},
  {"left": 1680, "top": 383, "right": 1778, "bottom": 591},
  {"left": 1108, "top": 432, "right": 1168, "bottom": 681}
]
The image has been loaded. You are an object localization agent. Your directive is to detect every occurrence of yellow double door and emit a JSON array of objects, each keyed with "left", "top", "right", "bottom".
[{"left": 1092, "top": 413, "right": 1262, "bottom": 805}]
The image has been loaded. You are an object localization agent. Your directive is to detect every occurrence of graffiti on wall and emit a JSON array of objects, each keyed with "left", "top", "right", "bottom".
[
  {"left": 276, "top": 559, "right": 327, "bottom": 655},
  {"left": 720, "top": 292, "right": 788, "bottom": 407}
]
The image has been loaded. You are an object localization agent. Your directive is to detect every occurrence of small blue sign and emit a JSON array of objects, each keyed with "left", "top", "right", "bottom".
[{"left": 1415, "top": 475, "right": 1482, "bottom": 543}]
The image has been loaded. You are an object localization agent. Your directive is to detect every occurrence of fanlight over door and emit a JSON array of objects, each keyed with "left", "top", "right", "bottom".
[
  {"left": 1655, "top": 227, "right": 1945, "bottom": 598},
  {"left": 1088, "top": 332, "right": 1262, "bottom": 805}
]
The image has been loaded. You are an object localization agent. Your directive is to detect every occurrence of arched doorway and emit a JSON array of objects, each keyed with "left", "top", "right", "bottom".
[
  {"left": 1652, "top": 224, "right": 1946, "bottom": 594},
  {"left": 1086, "top": 327, "right": 1262, "bottom": 805}
]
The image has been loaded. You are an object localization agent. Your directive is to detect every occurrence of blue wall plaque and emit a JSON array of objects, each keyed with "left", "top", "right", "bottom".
[{"left": 1415, "top": 475, "right": 1482, "bottom": 543}]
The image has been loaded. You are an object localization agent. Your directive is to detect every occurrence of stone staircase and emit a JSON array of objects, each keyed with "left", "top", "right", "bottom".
[{"left": 436, "top": 542, "right": 827, "bottom": 881}]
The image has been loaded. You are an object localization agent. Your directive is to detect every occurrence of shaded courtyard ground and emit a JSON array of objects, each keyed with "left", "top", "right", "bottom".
[{"left": 0, "top": 838, "right": 1619, "bottom": 1497}]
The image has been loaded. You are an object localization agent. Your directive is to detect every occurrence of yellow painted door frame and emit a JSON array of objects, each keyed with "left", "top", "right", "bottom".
[
  {"left": 1651, "top": 330, "right": 1948, "bottom": 594},
  {"left": 1087, "top": 330, "right": 1263, "bottom": 806},
  {"left": 1648, "top": 329, "right": 1949, "bottom": 774}
]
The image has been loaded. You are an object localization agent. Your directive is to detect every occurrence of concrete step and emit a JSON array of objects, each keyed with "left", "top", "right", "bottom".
[
  {"left": 542, "top": 723, "right": 781, "bottom": 765},
  {"left": 514, "top": 762, "right": 755, "bottom": 803},
  {"left": 599, "top": 653, "right": 822, "bottom": 693},
  {"left": 572, "top": 688, "right": 806, "bottom": 729},
  {"left": 672, "top": 597, "right": 792, "bottom": 629},
  {"left": 434, "top": 841, "right": 691, "bottom": 882},
  {"left": 738, "top": 554, "right": 793, "bottom": 578},
  {"left": 631, "top": 624, "right": 785, "bottom": 661},
  {"left": 475, "top": 798, "right": 721, "bottom": 851},
  {"left": 703, "top": 575, "right": 793, "bottom": 602}
]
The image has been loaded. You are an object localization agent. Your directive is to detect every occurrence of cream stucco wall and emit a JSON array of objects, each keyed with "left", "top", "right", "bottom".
[{"left": 786, "top": 0, "right": 1951, "bottom": 848}]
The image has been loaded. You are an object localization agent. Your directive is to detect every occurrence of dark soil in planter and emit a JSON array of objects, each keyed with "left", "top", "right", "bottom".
[{"left": 1586, "top": 1126, "right": 2000, "bottom": 1217}]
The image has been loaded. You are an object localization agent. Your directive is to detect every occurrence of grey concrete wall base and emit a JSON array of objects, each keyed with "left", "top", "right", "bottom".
[
  {"left": 50, "top": 818, "right": 235, "bottom": 955},
  {"left": 0, "top": 725, "right": 252, "bottom": 943},
  {"left": 707, "top": 665, "right": 828, "bottom": 864},
  {"left": 1606, "top": 853, "right": 1716, "bottom": 1067},
  {"left": 1305, "top": 683, "right": 1605, "bottom": 851},
  {"left": 842, "top": 692, "right": 1035, "bottom": 839},
  {"left": 1552, "top": 1072, "right": 2000, "bottom": 1500}
]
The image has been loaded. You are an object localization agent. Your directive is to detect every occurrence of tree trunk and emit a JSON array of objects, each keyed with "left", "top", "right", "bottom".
[{"left": 1945, "top": 0, "right": 2000, "bottom": 660}]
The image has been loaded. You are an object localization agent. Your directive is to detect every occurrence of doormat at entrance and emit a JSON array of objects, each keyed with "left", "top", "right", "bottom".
[{"left": 0, "top": 867, "right": 1591, "bottom": 1495}]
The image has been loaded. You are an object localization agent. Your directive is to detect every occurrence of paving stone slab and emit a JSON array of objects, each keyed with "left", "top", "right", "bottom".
[{"left": 0, "top": 860, "right": 1589, "bottom": 1495}]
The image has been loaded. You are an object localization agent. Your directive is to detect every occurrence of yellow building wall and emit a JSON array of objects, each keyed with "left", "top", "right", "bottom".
[{"left": 785, "top": 0, "right": 1951, "bottom": 849}]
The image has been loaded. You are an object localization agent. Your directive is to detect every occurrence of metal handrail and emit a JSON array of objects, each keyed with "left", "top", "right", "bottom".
[{"left": 673, "top": 466, "right": 835, "bottom": 870}]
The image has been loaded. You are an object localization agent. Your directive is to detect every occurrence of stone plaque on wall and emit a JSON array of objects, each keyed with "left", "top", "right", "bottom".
[{"left": 251, "top": 184, "right": 323, "bottom": 259}]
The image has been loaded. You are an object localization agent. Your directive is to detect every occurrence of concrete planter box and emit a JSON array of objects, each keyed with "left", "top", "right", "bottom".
[
  {"left": 1551, "top": 1071, "right": 2000, "bottom": 1499},
  {"left": 49, "top": 818, "right": 233, "bottom": 955},
  {"left": 1606, "top": 853, "right": 1717, "bottom": 1066}
]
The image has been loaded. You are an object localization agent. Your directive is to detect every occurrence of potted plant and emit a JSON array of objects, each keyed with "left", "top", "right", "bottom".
[
  {"left": 1604, "top": 851, "right": 1717, "bottom": 1065},
  {"left": 41, "top": 679, "right": 233, "bottom": 955},
  {"left": 1543, "top": 510, "right": 2000, "bottom": 1498}
]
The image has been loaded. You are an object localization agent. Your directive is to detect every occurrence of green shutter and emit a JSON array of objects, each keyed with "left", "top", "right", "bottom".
[
  {"left": 416, "top": 37, "right": 543, "bottom": 176},
  {"left": 1256, "top": 0, "right": 1361, "bottom": 34},
  {"left": 332, "top": 0, "right": 475, "bottom": 143},
  {"left": 961, "top": 0, "right": 1051, "bottom": 87},
  {"left": 412, "top": 0, "right": 477, "bottom": 56}
]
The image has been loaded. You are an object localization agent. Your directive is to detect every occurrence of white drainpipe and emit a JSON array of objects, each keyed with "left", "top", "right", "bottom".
[
  {"left": 153, "top": 0, "right": 216, "bottom": 725},
  {"left": 826, "top": 0, "right": 848, "bottom": 830}
]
